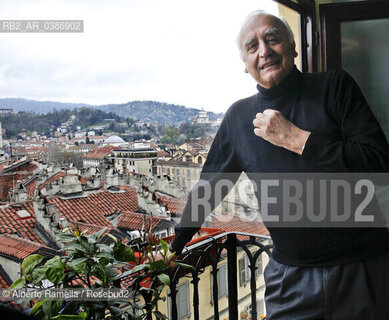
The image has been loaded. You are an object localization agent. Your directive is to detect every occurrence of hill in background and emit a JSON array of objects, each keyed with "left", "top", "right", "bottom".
[{"left": 0, "top": 98, "right": 223, "bottom": 126}]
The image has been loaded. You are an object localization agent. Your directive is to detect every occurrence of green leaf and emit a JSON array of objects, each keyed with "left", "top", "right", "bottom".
[
  {"left": 91, "top": 227, "right": 107, "bottom": 241},
  {"left": 51, "top": 313, "right": 87, "bottom": 320},
  {"left": 42, "top": 300, "right": 53, "bottom": 317},
  {"left": 160, "top": 240, "right": 168, "bottom": 255},
  {"left": 79, "top": 236, "right": 92, "bottom": 252},
  {"left": 22, "top": 254, "right": 43, "bottom": 276},
  {"left": 52, "top": 299, "right": 63, "bottom": 315},
  {"left": 44, "top": 256, "right": 65, "bottom": 284},
  {"left": 113, "top": 242, "right": 135, "bottom": 262},
  {"left": 109, "top": 306, "right": 122, "bottom": 316},
  {"left": 64, "top": 243, "right": 87, "bottom": 252},
  {"left": 105, "top": 233, "right": 118, "bottom": 244},
  {"left": 30, "top": 300, "right": 46, "bottom": 316},
  {"left": 68, "top": 257, "right": 88, "bottom": 268},
  {"left": 9, "top": 278, "right": 26, "bottom": 290},
  {"left": 31, "top": 266, "right": 46, "bottom": 285},
  {"left": 130, "top": 264, "right": 149, "bottom": 274},
  {"left": 92, "top": 264, "right": 106, "bottom": 284},
  {"left": 67, "top": 259, "right": 87, "bottom": 274},
  {"left": 96, "top": 243, "right": 113, "bottom": 253},
  {"left": 56, "top": 232, "right": 78, "bottom": 242},
  {"left": 105, "top": 267, "right": 119, "bottom": 285},
  {"left": 173, "top": 261, "right": 196, "bottom": 270},
  {"left": 153, "top": 310, "right": 168, "bottom": 319},
  {"left": 96, "top": 252, "right": 114, "bottom": 260},
  {"left": 150, "top": 260, "right": 166, "bottom": 272},
  {"left": 157, "top": 273, "right": 170, "bottom": 286}
]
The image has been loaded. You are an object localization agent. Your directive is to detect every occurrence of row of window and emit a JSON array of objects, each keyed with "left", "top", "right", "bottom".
[
  {"left": 159, "top": 167, "right": 197, "bottom": 179},
  {"left": 171, "top": 253, "right": 263, "bottom": 319}
]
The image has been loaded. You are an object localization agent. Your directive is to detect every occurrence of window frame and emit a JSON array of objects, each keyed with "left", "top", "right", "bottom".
[
  {"left": 319, "top": 0, "right": 389, "bottom": 71},
  {"left": 275, "top": 0, "right": 317, "bottom": 72},
  {"left": 169, "top": 281, "right": 191, "bottom": 320},
  {"left": 210, "top": 263, "right": 228, "bottom": 303}
]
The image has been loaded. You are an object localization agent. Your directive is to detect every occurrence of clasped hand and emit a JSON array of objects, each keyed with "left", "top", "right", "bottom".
[{"left": 252, "top": 109, "right": 310, "bottom": 155}]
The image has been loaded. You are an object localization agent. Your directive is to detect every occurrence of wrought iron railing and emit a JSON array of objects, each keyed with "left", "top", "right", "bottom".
[{"left": 168, "top": 232, "right": 273, "bottom": 320}]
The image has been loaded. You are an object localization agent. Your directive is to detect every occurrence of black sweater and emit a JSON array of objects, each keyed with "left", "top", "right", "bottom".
[{"left": 171, "top": 66, "right": 389, "bottom": 266}]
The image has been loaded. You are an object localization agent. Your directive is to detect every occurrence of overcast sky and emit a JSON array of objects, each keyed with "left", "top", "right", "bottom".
[{"left": 0, "top": 0, "right": 278, "bottom": 113}]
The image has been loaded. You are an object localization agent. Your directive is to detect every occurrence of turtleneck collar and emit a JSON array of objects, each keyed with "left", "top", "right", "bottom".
[{"left": 256, "top": 65, "right": 301, "bottom": 99}]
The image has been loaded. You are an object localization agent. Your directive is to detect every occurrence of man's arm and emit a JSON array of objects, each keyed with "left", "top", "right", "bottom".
[{"left": 171, "top": 117, "right": 242, "bottom": 254}]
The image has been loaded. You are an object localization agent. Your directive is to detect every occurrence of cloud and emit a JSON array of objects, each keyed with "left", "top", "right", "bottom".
[{"left": 0, "top": 0, "right": 278, "bottom": 112}]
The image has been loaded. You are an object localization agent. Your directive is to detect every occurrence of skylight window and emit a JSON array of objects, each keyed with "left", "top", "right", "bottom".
[{"left": 16, "top": 210, "right": 31, "bottom": 218}]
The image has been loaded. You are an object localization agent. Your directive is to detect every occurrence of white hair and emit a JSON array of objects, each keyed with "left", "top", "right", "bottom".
[{"left": 236, "top": 10, "right": 295, "bottom": 61}]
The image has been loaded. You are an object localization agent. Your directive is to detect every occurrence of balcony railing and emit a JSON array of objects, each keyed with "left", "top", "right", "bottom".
[{"left": 118, "top": 232, "right": 272, "bottom": 320}]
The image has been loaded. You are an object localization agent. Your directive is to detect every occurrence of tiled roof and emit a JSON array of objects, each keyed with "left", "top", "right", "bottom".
[
  {"left": 0, "top": 265, "right": 12, "bottom": 287},
  {"left": 24, "top": 176, "right": 38, "bottom": 198},
  {"left": 155, "top": 193, "right": 187, "bottom": 216},
  {"left": 38, "top": 172, "right": 66, "bottom": 190},
  {"left": 187, "top": 149, "right": 197, "bottom": 155},
  {"left": 83, "top": 146, "right": 114, "bottom": 159},
  {"left": 206, "top": 212, "right": 269, "bottom": 237},
  {"left": 48, "top": 188, "right": 138, "bottom": 228},
  {"left": 155, "top": 159, "right": 202, "bottom": 168},
  {"left": 186, "top": 142, "right": 204, "bottom": 150},
  {"left": 69, "top": 221, "right": 116, "bottom": 236},
  {"left": 38, "top": 172, "right": 87, "bottom": 191},
  {"left": 157, "top": 150, "right": 169, "bottom": 157},
  {"left": 0, "top": 265, "right": 24, "bottom": 311},
  {"left": 0, "top": 234, "right": 55, "bottom": 260},
  {"left": 0, "top": 201, "right": 45, "bottom": 244},
  {"left": 117, "top": 212, "right": 163, "bottom": 231}
]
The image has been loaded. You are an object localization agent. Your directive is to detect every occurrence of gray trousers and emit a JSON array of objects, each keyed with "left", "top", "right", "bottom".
[{"left": 264, "top": 252, "right": 389, "bottom": 320}]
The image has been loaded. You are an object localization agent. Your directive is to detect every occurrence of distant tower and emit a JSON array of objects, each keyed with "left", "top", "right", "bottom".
[{"left": 196, "top": 109, "right": 209, "bottom": 124}]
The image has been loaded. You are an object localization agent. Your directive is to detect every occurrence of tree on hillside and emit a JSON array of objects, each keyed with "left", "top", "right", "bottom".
[{"left": 162, "top": 128, "right": 179, "bottom": 144}]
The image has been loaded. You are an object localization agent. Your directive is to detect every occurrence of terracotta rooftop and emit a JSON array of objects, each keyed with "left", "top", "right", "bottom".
[
  {"left": 24, "top": 176, "right": 38, "bottom": 198},
  {"left": 187, "top": 149, "right": 197, "bottom": 155},
  {"left": 0, "top": 265, "right": 24, "bottom": 311},
  {"left": 83, "top": 146, "right": 115, "bottom": 160},
  {"left": 38, "top": 172, "right": 87, "bottom": 191},
  {"left": 155, "top": 192, "right": 187, "bottom": 216},
  {"left": 0, "top": 265, "right": 12, "bottom": 288},
  {"left": 117, "top": 212, "right": 163, "bottom": 231},
  {"left": 48, "top": 187, "right": 138, "bottom": 228},
  {"left": 157, "top": 150, "right": 170, "bottom": 157},
  {"left": 0, "top": 234, "right": 56, "bottom": 261},
  {"left": 69, "top": 221, "right": 117, "bottom": 237},
  {"left": 38, "top": 172, "right": 65, "bottom": 190},
  {"left": 0, "top": 201, "right": 45, "bottom": 244},
  {"left": 155, "top": 159, "right": 202, "bottom": 168},
  {"left": 206, "top": 212, "right": 269, "bottom": 238}
]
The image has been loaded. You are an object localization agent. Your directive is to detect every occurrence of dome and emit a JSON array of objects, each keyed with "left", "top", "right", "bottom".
[{"left": 104, "top": 135, "right": 125, "bottom": 144}]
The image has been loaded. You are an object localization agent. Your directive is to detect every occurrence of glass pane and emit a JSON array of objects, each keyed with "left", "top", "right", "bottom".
[{"left": 341, "top": 18, "right": 389, "bottom": 138}]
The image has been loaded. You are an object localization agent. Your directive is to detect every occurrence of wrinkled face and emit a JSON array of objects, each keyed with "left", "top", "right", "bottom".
[{"left": 240, "top": 14, "right": 297, "bottom": 88}]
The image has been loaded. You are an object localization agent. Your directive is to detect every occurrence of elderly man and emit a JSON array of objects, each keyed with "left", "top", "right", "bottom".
[{"left": 170, "top": 10, "right": 389, "bottom": 319}]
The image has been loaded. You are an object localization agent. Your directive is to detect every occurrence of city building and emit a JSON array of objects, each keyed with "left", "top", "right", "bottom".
[
  {"left": 111, "top": 147, "right": 158, "bottom": 176},
  {"left": 83, "top": 146, "right": 114, "bottom": 168}
]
